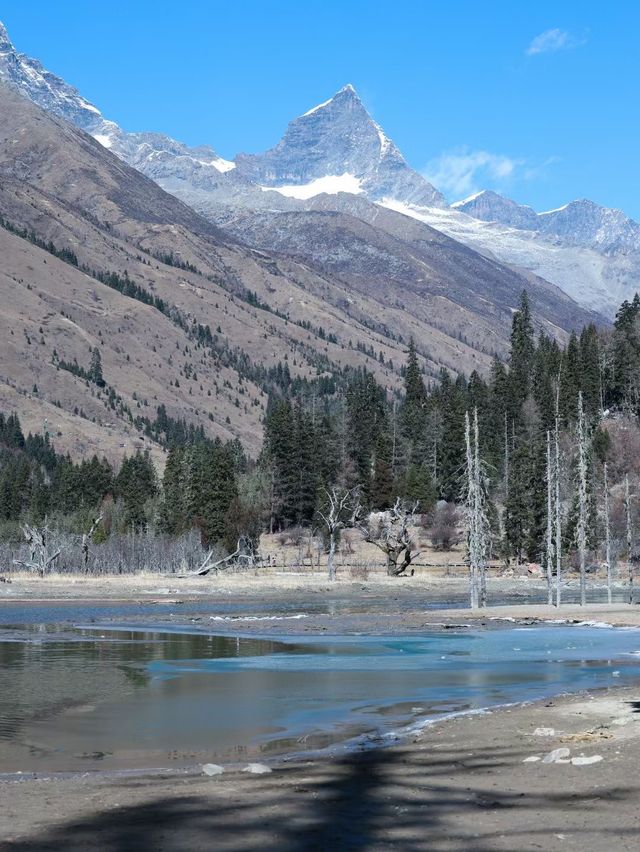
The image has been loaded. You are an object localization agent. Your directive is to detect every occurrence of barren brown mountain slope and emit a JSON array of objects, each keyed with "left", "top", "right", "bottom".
[
  {"left": 221, "top": 204, "right": 599, "bottom": 357},
  {"left": 0, "top": 83, "right": 599, "bottom": 461}
]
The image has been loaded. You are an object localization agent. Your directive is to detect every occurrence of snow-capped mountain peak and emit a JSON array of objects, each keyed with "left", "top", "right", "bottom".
[
  {"left": 452, "top": 189, "right": 540, "bottom": 230},
  {"left": 453, "top": 188, "right": 640, "bottom": 254},
  {"left": 1, "top": 18, "right": 639, "bottom": 319},
  {"left": 235, "top": 84, "right": 446, "bottom": 208},
  {"left": 0, "top": 18, "right": 236, "bottom": 189},
  {"left": 0, "top": 20, "right": 12, "bottom": 50},
  {"left": 302, "top": 83, "right": 357, "bottom": 116},
  {"left": 0, "top": 19, "right": 103, "bottom": 130}
]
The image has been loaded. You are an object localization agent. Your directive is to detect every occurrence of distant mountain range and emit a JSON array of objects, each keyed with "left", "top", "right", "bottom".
[
  {"left": 453, "top": 190, "right": 640, "bottom": 254},
  {"left": 2, "top": 19, "right": 639, "bottom": 318},
  {"left": 0, "top": 20, "right": 620, "bottom": 459}
]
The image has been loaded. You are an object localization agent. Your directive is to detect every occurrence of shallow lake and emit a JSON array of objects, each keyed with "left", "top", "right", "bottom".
[
  {"left": 1, "top": 622, "right": 640, "bottom": 774},
  {"left": 0, "top": 584, "right": 632, "bottom": 627}
]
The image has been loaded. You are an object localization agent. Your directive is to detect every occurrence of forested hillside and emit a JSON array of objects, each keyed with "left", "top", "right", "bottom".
[
  {"left": 3, "top": 291, "right": 640, "bottom": 577},
  {"left": 0, "top": 81, "right": 600, "bottom": 464}
]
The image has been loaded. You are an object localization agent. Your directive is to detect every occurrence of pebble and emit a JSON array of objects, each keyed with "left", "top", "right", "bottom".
[
  {"left": 571, "top": 755, "right": 603, "bottom": 766},
  {"left": 542, "top": 747, "right": 571, "bottom": 764},
  {"left": 243, "top": 763, "right": 272, "bottom": 774},
  {"left": 523, "top": 755, "right": 541, "bottom": 762},
  {"left": 533, "top": 727, "right": 556, "bottom": 737}
]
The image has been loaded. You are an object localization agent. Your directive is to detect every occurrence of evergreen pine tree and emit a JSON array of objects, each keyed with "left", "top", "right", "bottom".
[
  {"left": 371, "top": 429, "right": 394, "bottom": 510},
  {"left": 400, "top": 339, "right": 428, "bottom": 464},
  {"left": 509, "top": 291, "right": 535, "bottom": 412},
  {"left": 88, "top": 347, "right": 106, "bottom": 387}
]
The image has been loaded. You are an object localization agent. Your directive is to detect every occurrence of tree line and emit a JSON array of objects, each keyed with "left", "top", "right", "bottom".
[
  {"left": 259, "top": 290, "right": 640, "bottom": 584},
  {"left": 3, "top": 291, "right": 640, "bottom": 585}
]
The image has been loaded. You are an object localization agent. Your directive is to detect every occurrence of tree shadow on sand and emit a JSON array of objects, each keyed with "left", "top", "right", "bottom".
[{"left": 4, "top": 742, "right": 640, "bottom": 851}]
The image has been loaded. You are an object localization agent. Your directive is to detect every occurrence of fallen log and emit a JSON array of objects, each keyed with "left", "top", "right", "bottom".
[{"left": 172, "top": 547, "right": 241, "bottom": 578}]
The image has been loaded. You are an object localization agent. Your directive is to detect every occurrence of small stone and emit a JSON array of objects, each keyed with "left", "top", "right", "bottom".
[
  {"left": 542, "top": 747, "right": 571, "bottom": 764},
  {"left": 533, "top": 727, "right": 556, "bottom": 737},
  {"left": 202, "top": 763, "right": 224, "bottom": 776},
  {"left": 242, "top": 763, "right": 272, "bottom": 774},
  {"left": 571, "top": 755, "right": 603, "bottom": 766},
  {"left": 523, "top": 756, "right": 541, "bottom": 763}
]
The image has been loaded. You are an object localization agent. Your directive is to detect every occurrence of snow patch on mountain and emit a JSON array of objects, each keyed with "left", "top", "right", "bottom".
[
  {"left": 94, "top": 133, "right": 113, "bottom": 149},
  {"left": 261, "top": 173, "right": 363, "bottom": 199},
  {"left": 210, "top": 157, "right": 236, "bottom": 173},
  {"left": 378, "top": 197, "right": 636, "bottom": 317}
]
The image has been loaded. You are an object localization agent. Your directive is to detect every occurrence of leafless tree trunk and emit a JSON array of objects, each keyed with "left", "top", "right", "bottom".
[
  {"left": 626, "top": 473, "right": 633, "bottom": 604},
  {"left": 473, "top": 410, "right": 488, "bottom": 607},
  {"left": 603, "top": 462, "right": 612, "bottom": 605},
  {"left": 317, "top": 486, "right": 362, "bottom": 581},
  {"left": 174, "top": 546, "right": 241, "bottom": 577},
  {"left": 577, "top": 392, "right": 589, "bottom": 606},
  {"left": 13, "top": 525, "right": 61, "bottom": 576},
  {"left": 545, "top": 430, "right": 555, "bottom": 606},
  {"left": 464, "top": 409, "right": 489, "bottom": 608},
  {"left": 465, "top": 412, "right": 478, "bottom": 608},
  {"left": 554, "top": 379, "right": 562, "bottom": 607},
  {"left": 361, "top": 498, "right": 420, "bottom": 577},
  {"left": 81, "top": 514, "right": 103, "bottom": 572}
]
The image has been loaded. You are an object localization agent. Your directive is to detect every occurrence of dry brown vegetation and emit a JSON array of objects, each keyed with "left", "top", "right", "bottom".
[{"left": 0, "top": 82, "right": 595, "bottom": 464}]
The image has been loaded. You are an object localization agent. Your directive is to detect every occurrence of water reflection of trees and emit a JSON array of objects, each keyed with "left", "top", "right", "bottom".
[{"left": 0, "top": 631, "right": 286, "bottom": 747}]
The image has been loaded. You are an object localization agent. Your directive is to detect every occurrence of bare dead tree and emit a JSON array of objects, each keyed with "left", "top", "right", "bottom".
[
  {"left": 361, "top": 498, "right": 420, "bottom": 576},
  {"left": 464, "top": 409, "right": 490, "bottom": 608},
  {"left": 603, "top": 462, "right": 612, "bottom": 604},
  {"left": 625, "top": 473, "right": 633, "bottom": 604},
  {"left": 317, "top": 486, "right": 362, "bottom": 581},
  {"left": 554, "top": 375, "right": 563, "bottom": 607},
  {"left": 545, "top": 430, "right": 555, "bottom": 606},
  {"left": 473, "top": 410, "right": 489, "bottom": 607},
  {"left": 236, "top": 535, "right": 260, "bottom": 569},
  {"left": 81, "top": 514, "right": 103, "bottom": 572},
  {"left": 464, "top": 412, "right": 478, "bottom": 608},
  {"left": 185, "top": 545, "right": 242, "bottom": 576},
  {"left": 427, "top": 502, "right": 462, "bottom": 551},
  {"left": 13, "top": 524, "right": 61, "bottom": 576},
  {"left": 577, "top": 392, "right": 589, "bottom": 606}
]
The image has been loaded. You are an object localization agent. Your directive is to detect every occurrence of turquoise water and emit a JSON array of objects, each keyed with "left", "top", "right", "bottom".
[{"left": 1, "top": 624, "right": 639, "bottom": 772}]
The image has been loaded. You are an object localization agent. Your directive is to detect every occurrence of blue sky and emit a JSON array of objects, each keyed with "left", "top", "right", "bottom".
[{"left": 2, "top": 1, "right": 638, "bottom": 216}]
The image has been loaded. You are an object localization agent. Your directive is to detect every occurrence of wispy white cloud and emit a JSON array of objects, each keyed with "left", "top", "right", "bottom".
[
  {"left": 423, "top": 149, "right": 525, "bottom": 200},
  {"left": 526, "top": 28, "right": 586, "bottom": 56}
]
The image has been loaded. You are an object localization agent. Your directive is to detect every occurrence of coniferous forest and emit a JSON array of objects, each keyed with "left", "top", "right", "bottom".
[{"left": 3, "top": 291, "right": 640, "bottom": 579}]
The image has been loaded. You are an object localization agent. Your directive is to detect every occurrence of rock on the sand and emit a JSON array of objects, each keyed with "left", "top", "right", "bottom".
[
  {"left": 542, "top": 747, "right": 571, "bottom": 764},
  {"left": 571, "top": 755, "right": 603, "bottom": 766},
  {"left": 243, "top": 763, "right": 272, "bottom": 774},
  {"left": 202, "top": 764, "right": 225, "bottom": 776},
  {"left": 523, "top": 756, "right": 541, "bottom": 762},
  {"left": 533, "top": 727, "right": 556, "bottom": 737}
]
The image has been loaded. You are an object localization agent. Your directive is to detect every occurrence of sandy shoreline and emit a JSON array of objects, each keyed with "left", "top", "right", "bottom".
[
  {"left": 3, "top": 577, "right": 640, "bottom": 849},
  {"left": 2, "top": 686, "right": 640, "bottom": 850}
]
